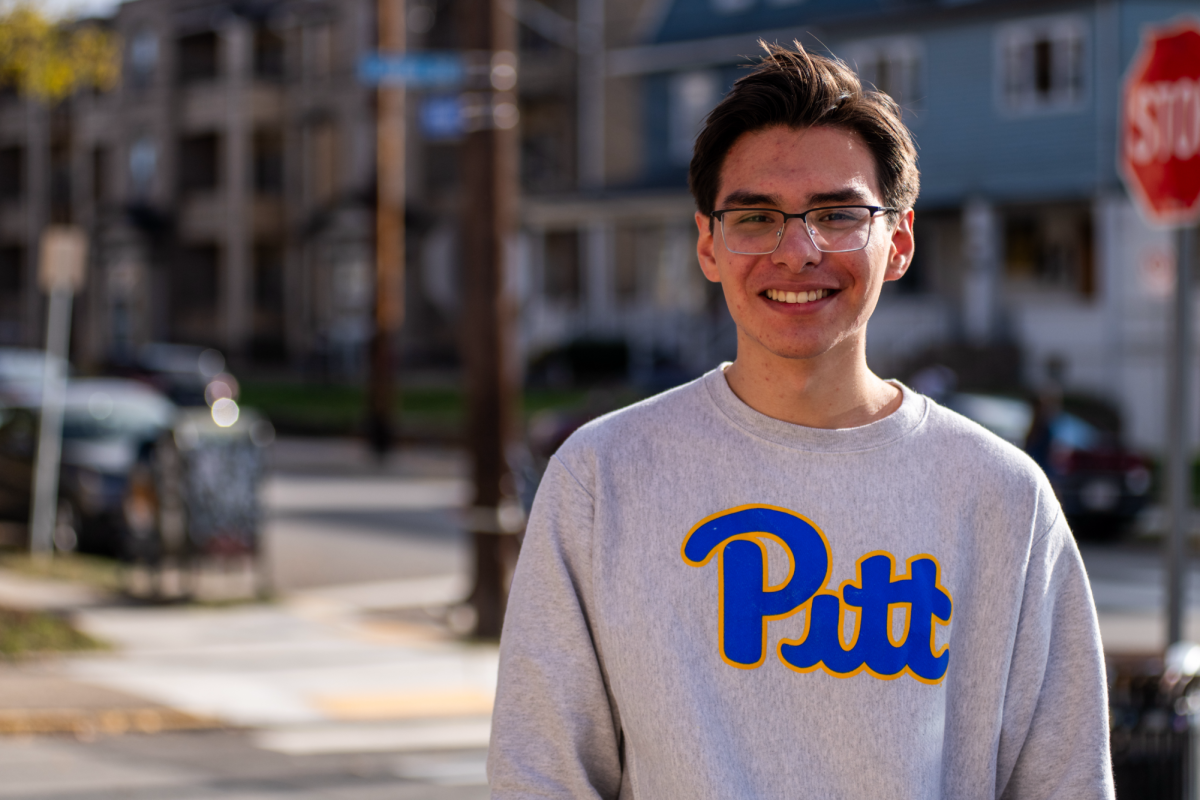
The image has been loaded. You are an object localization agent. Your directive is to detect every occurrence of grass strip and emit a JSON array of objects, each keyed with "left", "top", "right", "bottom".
[
  {"left": 0, "top": 553, "right": 122, "bottom": 593},
  {"left": 0, "top": 606, "right": 104, "bottom": 658}
]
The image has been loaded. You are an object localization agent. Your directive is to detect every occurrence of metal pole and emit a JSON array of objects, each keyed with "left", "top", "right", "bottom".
[
  {"left": 1168, "top": 225, "right": 1196, "bottom": 646},
  {"left": 369, "top": 0, "right": 406, "bottom": 457},
  {"left": 29, "top": 286, "right": 73, "bottom": 557}
]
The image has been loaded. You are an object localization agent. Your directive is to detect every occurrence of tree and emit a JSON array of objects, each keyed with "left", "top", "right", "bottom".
[{"left": 0, "top": 2, "right": 119, "bottom": 102}]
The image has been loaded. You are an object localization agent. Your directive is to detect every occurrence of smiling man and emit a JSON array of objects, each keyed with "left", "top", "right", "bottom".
[{"left": 488, "top": 43, "right": 1113, "bottom": 799}]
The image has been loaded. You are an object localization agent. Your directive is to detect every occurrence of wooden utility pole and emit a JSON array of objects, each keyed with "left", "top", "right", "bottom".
[
  {"left": 370, "top": 0, "right": 406, "bottom": 456},
  {"left": 461, "top": 0, "right": 521, "bottom": 637}
]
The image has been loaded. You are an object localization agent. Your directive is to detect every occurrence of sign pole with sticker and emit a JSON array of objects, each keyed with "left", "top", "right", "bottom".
[{"left": 29, "top": 226, "right": 87, "bottom": 557}]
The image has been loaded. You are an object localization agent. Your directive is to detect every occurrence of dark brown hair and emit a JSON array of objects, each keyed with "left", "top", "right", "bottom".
[{"left": 688, "top": 41, "right": 920, "bottom": 220}]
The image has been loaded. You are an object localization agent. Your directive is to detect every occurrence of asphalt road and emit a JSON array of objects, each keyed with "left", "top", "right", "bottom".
[
  {"left": 260, "top": 440, "right": 473, "bottom": 593},
  {"left": 0, "top": 730, "right": 489, "bottom": 799}
]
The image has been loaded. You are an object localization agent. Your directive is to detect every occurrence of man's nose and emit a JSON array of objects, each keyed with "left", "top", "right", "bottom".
[{"left": 772, "top": 218, "right": 822, "bottom": 270}]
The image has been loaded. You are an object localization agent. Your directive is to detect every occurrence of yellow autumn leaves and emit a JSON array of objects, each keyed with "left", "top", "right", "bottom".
[{"left": 0, "top": 2, "right": 119, "bottom": 101}]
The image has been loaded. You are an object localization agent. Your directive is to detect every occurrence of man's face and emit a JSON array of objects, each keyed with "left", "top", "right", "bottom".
[{"left": 695, "top": 125, "right": 914, "bottom": 367}]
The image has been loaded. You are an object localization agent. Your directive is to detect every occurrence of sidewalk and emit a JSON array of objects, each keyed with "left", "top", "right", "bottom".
[
  {"left": 0, "top": 551, "right": 1187, "bottom": 745},
  {"left": 0, "top": 566, "right": 496, "bottom": 753}
]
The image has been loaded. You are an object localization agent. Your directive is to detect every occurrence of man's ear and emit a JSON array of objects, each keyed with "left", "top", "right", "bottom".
[
  {"left": 883, "top": 209, "right": 915, "bottom": 283},
  {"left": 696, "top": 211, "right": 721, "bottom": 283}
]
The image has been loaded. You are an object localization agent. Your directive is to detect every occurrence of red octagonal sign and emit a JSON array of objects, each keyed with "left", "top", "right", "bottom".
[{"left": 1121, "top": 17, "right": 1200, "bottom": 227}]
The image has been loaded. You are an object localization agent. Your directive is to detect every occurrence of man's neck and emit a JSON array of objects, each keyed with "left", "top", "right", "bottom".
[{"left": 722, "top": 341, "right": 902, "bottom": 430}]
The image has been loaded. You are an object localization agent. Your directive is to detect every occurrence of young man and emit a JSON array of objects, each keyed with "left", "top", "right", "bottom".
[{"left": 489, "top": 43, "right": 1113, "bottom": 799}]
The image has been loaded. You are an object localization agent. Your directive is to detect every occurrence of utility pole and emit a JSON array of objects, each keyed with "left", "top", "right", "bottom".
[
  {"left": 461, "top": 0, "right": 521, "bottom": 637},
  {"left": 370, "top": 0, "right": 406, "bottom": 456}
]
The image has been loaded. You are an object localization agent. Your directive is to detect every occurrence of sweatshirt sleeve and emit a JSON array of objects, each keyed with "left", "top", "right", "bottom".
[
  {"left": 995, "top": 510, "right": 1115, "bottom": 800},
  {"left": 487, "top": 454, "right": 624, "bottom": 799}
]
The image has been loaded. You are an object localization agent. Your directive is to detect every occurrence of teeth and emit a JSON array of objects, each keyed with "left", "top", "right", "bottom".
[{"left": 767, "top": 288, "right": 829, "bottom": 304}]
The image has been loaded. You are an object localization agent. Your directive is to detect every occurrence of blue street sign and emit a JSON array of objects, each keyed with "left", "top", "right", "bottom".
[
  {"left": 358, "top": 52, "right": 465, "bottom": 88},
  {"left": 420, "top": 95, "right": 464, "bottom": 140}
]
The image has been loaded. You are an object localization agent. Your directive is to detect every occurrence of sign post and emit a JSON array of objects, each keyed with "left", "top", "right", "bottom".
[
  {"left": 1119, "top": 17, "right": 1200, "bottom": 647},
  {"left": 29, "top": 226, "right": 86, "bottom": 557}
]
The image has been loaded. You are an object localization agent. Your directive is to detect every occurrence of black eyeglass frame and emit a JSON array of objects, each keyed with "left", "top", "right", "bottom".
[{"left": 710, "top": 205, "right": 899, "bottom": 255}]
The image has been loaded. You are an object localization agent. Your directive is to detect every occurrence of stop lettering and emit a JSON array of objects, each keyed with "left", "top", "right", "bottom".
[{"left": 1121, "top": 18, "right": 1200, "bottom": 226}]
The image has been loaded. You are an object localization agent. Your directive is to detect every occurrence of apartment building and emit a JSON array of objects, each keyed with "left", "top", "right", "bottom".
[
  {"left": 0, "top": 0, "right": 445, "bottom": 377},
  {"left": 547, "top": 0, "right": 1200, "bottom": 451}
]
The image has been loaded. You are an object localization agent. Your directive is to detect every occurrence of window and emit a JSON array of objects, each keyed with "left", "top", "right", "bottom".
[
  {"left": 92, "top": 147, "right": 108, "bottom": 206},
  {"left": 0, "top": 146, "right": 23, "bottom": 201},
  {"left": 668, "top": 71, "right": 719, "bottom": 165},
  {"left": 171, "top": 245, "right": 220, "bottom": 344},
  {"left": 254, "top": 28, "right": 285, "bottom": 80},
  {"left": 128, "top": 28, "right": 158, "bottom": 89},
  {"left": 129, "top": 137, "right": 157, "bottom": 197},
  {"left": 0, "top": 245, "right": 22, "bottom": 344},
  {"left": 253, "top": 129, "right": 283, "bottom": 194},
  {"left": 252, "top": 243, "right": 286, "bottom": 361},
  {"left": 50, "top": 143, "right": 71, "bottom": 224},
  {"left": 0, "top": 245, "right": 21, "bottom": 296},
  {"left": 844, "top": 38, "right": 923, "bottom": 113},
  {"left": 1003, "top": 203, "right": 1094, "bottom": 297},
  {"left": 178, "top": 133, "right": 220, "bottom": 193},
  {"left": 997, "top": 16, "right": 1086, "bottom": 114},
  {"left": 614, "top": 225, "right": 664, "bottom": 303},
  {"left": 302, "top": 24, "right": 334, "bottom": 79},
  {"left": 709, "top": 0, "right": 752, "bottom": 15},
  {"left": 177, "top": 32, "right": 219, "bottom": 84},
  {"left": 543, "top": 230, "right": 580, "bottom": 303},
  {"left": 308, "top": 121, "right": 337, "bottom": 204}
]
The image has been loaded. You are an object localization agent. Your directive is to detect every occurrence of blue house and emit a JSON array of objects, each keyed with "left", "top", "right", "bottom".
[{"left": 519, "top": 0, "right": 1200, "bottom": 452}]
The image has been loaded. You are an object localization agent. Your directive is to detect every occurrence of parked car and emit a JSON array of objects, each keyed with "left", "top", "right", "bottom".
[
  {"left": 0, "top": 347, "right": 64, "bottom": 408},
  {"left": 0, "top": 378, "right": 176, "bottom": 555},
  {"left": 123, "top": 342, "right": 234, "bottom": 409},
  {"left": 0, "top": 373, "right": 273, "bottom": 561},
  {"left": 946, "top": 392, "right": 1152, "bottom": 537}
]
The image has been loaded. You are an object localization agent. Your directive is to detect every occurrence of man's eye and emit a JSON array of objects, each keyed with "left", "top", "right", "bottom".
[
  {"left": 731, "top": 211, "right": 778, "bottom": 225},
  {"left": 812, "top": 208, "right": 867, "bottom": 227}
]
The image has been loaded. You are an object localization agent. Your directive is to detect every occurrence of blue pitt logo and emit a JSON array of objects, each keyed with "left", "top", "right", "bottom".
[{"left": 681, "top": 505, "right": 953, "bottom": 684}]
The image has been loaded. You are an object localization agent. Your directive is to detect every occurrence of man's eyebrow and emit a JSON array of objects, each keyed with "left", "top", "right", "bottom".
[
  {"left": 717, "top": 187, "right": 877, "bottom": 210},
  {"left": 807, "top": 189, "right": 872, "bottom": 206},
  {"left": 718, "top": 191, "right": 781, "bottom": 208}
]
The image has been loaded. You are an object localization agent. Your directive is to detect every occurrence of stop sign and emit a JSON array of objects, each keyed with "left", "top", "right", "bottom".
[{"left": 1121, "top": 18, "right": 1200, "bottom": 226}]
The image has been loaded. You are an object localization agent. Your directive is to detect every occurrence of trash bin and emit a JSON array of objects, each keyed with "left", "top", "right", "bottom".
[
  {"left": 120, "top": 405, "right": 273, "bottom": 599},
  {"left": 1110, "top": 648, "right": 1200, "bottom": 799}
]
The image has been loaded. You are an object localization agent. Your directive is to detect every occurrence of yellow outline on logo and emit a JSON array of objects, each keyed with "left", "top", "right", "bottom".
[
  {"left": 681, "top": 504, "right": 833, "bottom": 671},
  {"left": 776, "top": 550, "right": 954, "bottom": 685}
]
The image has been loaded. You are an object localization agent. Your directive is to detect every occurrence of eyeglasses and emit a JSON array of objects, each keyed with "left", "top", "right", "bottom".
[{"left": 711, "top": 205, "right": 896, "bottom": 255}]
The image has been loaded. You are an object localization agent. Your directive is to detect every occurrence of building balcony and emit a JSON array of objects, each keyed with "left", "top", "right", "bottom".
[
  {"left": 252, "top": 196, "right": 284, "bottom": 238},
  {"left": 178, "top": 192, "right": 284, "bottom": 241},
  {"left": 179, "top": 192, "right": 223, "bottom": 240},
  {"left": 180, "top": 81, "right": 285, "bottom": 132}
]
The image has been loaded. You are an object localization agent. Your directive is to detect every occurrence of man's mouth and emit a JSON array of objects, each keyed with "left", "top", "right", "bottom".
[{"left": 764, "top": 288, "right": 833, "bottom": 305}]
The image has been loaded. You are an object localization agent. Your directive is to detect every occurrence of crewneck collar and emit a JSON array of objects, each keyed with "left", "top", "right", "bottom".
[{"left": 702, "top": 364, "right": 928, "bottom": 453}]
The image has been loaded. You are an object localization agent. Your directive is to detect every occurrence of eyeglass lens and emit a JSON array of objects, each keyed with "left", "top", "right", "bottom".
[{"left": 720, "top": 207, "right": 876, "bottom": 255}]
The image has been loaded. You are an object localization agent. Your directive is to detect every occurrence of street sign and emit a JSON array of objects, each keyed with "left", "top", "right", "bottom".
[
  {"left": 420, "top": 95, "right": 464, "bottom": 140},
  {"left": 358, "top": 52, "right": 465, "bottom": 88},
  {"left": 1120, "top": 17, "right": 1200, "bottom": 227},
  {"left": 37, "top": 226, "right": 87, "bottom": 293}
]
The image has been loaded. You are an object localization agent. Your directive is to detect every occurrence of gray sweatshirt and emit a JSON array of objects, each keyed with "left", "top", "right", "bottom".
[{"left": 489, "top": 368, "right": 1114, "bottom": 799}]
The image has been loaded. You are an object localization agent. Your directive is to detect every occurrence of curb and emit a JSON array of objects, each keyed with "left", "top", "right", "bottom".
[{"left": 0, "top": 707, "right": 223, "bottom": 736}]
